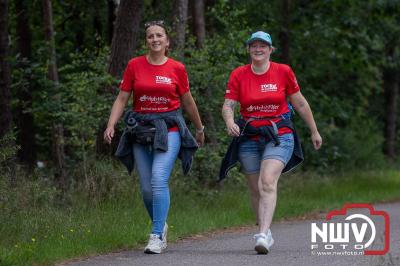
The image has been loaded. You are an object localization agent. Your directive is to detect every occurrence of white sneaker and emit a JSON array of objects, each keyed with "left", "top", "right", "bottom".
[
  {"left": 254, "top": 229, "right": 274, "bottom": 254},
  {"left": 144, "top": 234, "right": 164, "bottom": 254},
  {"left": 162, "top": 223, "right": 168, "bottom": 249}
]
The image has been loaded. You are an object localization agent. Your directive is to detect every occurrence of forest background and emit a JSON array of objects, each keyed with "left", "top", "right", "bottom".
[{"left": 0, "top": 0, "right": 399, "bottom": 265}]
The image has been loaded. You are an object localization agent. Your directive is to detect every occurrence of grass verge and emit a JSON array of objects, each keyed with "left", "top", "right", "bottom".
[{"left": 0, "top": 170, "right": 399, "bottom": 266}]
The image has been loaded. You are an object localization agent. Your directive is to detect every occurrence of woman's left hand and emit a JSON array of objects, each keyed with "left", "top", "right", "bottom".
[
  {"left": 311, "top": 131, "right": 322, "bottom": 150},
  {"left": 195, "top": 131, "right": 205, "bottom": 147}
]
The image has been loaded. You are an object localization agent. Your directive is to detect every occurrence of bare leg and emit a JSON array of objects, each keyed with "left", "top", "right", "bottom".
[
  {"left": 258, "top": 159, "right": 285, "bottom": 234},
  {"left": 246, "top": 173, "right": 260, "bottom": 224}
]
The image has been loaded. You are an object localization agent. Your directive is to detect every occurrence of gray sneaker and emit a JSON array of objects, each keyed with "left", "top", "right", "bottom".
[
  {"left": 162, "top": 223, "right": 168, "bottom": 249},
  {"left": 144, "top": 234, "right": 164, "bottom": 254},
  {"left": 254, "top": 229, "right": 274, "bottom": 254}
]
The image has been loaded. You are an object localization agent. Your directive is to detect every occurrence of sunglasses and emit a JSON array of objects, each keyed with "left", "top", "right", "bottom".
[{"left": 144, "top": 20, "right": 165, "bottom": 30}]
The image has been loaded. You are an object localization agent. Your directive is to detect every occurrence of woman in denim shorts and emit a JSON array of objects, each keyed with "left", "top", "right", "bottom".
[{"left": 222, "top": 31, "right": 322, "bottom": 254}]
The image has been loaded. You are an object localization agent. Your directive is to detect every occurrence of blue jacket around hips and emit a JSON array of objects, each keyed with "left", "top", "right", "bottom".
[
  {"left": 115, "top": 109, "right": 198, "bottom": 175},
  {"left": 219, "top": 114, "right": 304, "bottom": 182}
]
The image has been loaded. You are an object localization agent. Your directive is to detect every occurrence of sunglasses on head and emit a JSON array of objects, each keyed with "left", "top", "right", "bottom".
[{"left": 144, "top": 20, "right": 165, "bottom": 29}]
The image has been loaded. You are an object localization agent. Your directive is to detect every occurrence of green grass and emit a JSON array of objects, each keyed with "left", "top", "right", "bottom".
[
  {"left": 276, "top": 169, "right": 400, "bottom": 218},
  {"left": 1, "top": 170, "right": 400, "bottom": 266}
]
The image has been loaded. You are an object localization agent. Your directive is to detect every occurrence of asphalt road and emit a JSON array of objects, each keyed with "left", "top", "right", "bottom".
[{"left": 61, "top": 202, "right": 399, "bottom": 266}]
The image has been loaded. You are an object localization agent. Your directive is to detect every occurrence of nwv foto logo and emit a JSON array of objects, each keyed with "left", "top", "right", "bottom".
[{"left": 310, "top": 203, "right": 390, "bottom": 256}]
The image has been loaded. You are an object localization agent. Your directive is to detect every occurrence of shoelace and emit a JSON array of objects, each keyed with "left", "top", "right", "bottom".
[
  {"left": 253, "top": 233, "right": 267, "bottom": 240},
  {"left": 148, "top": 234, "right": 161, "bottom": 243}
]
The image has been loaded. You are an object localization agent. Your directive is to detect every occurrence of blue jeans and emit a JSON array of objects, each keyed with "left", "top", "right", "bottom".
[
  {"left": 133, "top": 132, "right": 181, "bottom": 236},
  {"left": 238, "top": 133, "right": 294, "bottom": 174}
]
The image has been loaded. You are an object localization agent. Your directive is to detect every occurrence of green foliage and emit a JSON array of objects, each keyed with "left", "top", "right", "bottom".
[
  {"left": 28, "top": 48, "right": 114, "bottom": 163},
  {"left": 182, "top": 0, "right": 399, "bottom": 176},
  {"left": 185, "top": 32, "right": 248, "bottom": 143},
  {"left": 0, "top": 173, "right": 58, "bottom": 220},
  {"left": 0, "top": 131, "right": 18, "bottom": 167},
  {"left": 298, "top": 115, "right": 386, "bottom": 172},
  {"left": 286, "top": 0, "right": 399, "bottom": 172},
  {"left": 69, "top": 158, "right": 133, "bottom": 203},
  {"left": 6, "top": 0, "right": 400, "bottom": 183},
  {"left": 58, "top": 48, "right": 114, "bottom": 162}
]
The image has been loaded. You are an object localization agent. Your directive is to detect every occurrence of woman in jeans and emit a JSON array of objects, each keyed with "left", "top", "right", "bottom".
[
  {"left": 104, "top": 20, "right": 204, "bottom": 254},
  {"left": 222, "top": 31, "right": 322, "bottom": 254}
]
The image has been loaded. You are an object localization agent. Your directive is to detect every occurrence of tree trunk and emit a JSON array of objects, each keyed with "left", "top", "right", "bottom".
[
  {"left": 107, "top": 0, "right": 117, "bottom": 45},
  {"left": 93, "top": 0, "right": 103, "bottom": 43},
  {"left": 15, "top": 0, "right": 37, "bottom": 168},
  {"left": 97, "top": 0, "right": 143, "bottom": 155},
  {"left": 172, "top": 0, "right": 188, "bottom": 61},
  {"left": 107, "top": 0, "right": 143, "bottom": 82},
  {"left": 192, "top": 0, "right": 205, "bottom": 49},
  {"left": 0, "top": 0, "right": 16, "bottom": 184},
  {"left": 383, "top": 67, "right": 398, "bottom": 159},
  {"left": 42, "top": 0, "right": 67, "bottom": 190},
  {"left": 0, "top": 0, "right": 12, "bottom": 139},
  {"left": 279, "top": 0, "right": 290, "bottom": 64}
]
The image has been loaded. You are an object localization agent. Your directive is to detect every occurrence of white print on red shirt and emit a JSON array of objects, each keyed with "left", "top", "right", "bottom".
[
  {"left": 139, "top": 95, "right": 171, "bottom": 104},
  {"left": 140, "top": 107, "right": 169, "bottom": 111},
  {"left": 155, "top": 75, "right": 172, "bottom": 84},
  {"left": 260, "top": 83, "right": 278, "bottom": 92},
  {"left": 246, "top": 104, "right": 280, "bottom": 112}
]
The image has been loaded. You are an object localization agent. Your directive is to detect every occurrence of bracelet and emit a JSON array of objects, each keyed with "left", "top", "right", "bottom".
[{"left": 196, "top": 125, "right": 205, "bottom": 134}]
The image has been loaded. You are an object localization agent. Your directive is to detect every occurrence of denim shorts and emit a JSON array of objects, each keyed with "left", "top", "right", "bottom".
[{"left": 238, "top": 133, "right": 294, "bottom": 174}]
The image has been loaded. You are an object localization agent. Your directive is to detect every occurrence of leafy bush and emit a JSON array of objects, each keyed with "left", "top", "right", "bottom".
[
  {"left": 30, "top": 48, "right": 114, "bottom": 165},
  {"left": 0, "top": 131, "right": 18, "bottom": 167}
]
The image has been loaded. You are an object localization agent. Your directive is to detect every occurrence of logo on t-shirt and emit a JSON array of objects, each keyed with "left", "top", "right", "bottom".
[
  {"left": 247, "top": 104, "right": 280, "bottom": 112},
  {"left": 155, "top": 76, "right": 172, "bottom": 85},
  {"left": 260, "top": 84, "right": 278, "bottom": 92},
  {"left": 139, "top": 95, "right": 170, "bottom": 104}
]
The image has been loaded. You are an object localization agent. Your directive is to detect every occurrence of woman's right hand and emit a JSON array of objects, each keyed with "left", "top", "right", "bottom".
[
  {"left": 311, "top": 131, "right": 322, "bottom": 150},
  {"left": 103, "top": 91, "right": 131, "bottom": 144},
  {"left": 226, "top": 121, "right": 240, "bottom": 137},
  {"left": 104, "top": 126, "right": 115, "bottom": 144}
]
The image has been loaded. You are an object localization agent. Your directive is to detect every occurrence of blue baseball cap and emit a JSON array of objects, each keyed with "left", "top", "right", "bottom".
[{"left": 246, "top": 31, "right": 272, "bottom": 46}]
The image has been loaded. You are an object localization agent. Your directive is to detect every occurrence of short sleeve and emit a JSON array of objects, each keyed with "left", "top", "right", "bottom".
[
  {"left": 225, "top": 70, "right": 240, "bottom": 101},
  {"left": 176, "top": 64, "right": 190, "bottom": 96},
  {"left": 119, "top": 61, "right": 134, "bottom": 92},
  {"left": 286, "top": 66, "right": 300, "bottom": 95}
]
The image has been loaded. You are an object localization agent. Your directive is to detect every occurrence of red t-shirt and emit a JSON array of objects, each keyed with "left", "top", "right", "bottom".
[
  {"left": 225, "top": 62, "right": 300, "bottom": 135},
  {"left": 120, "top": 55, "right": 190, "bottom": 131}
]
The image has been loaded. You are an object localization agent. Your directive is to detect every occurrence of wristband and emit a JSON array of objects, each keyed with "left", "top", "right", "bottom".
[{"left": 196, "top": 125, "right": 205, "bottom": 134}]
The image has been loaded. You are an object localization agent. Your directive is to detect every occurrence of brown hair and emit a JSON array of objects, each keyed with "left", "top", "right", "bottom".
[
  {"left": 145, "top": 20, "right": 168, "bottom": 34},
  {"left": 144, "top": 20, "right": 169, "bottom": 55}
]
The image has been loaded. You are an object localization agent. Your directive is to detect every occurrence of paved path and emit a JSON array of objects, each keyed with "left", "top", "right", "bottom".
[{"left": 61, "top": 202, "right": 399, "bottom": 266}]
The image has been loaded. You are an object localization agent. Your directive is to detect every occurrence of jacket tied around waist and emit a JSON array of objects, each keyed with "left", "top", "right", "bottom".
[
  {"left": 219, "top": 114, "right": 304, "bottom": 182},
  {"left": 115, "top": 109, "right": 199, "bottom": 175}
]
